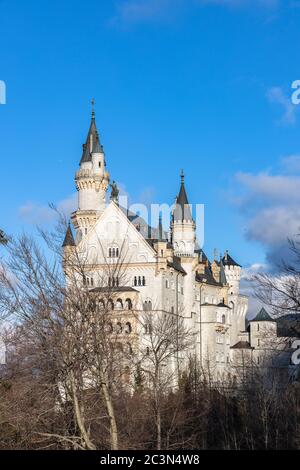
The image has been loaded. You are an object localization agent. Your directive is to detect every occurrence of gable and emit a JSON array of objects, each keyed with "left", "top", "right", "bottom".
[{"left": 78, "top": 202, "right": 157, "bottom": 265}]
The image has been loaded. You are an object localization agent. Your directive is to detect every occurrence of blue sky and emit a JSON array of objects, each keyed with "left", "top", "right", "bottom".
[{"left": 1, "top": 0, "right": 300, "bottom": 275}]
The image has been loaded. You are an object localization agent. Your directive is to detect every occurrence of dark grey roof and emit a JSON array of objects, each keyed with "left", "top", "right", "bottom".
[
  {"left": 173, "top": 173, "right": 193, "bottom": 222},
  {"left": 62, "top": 224, "right": 75, "bottom": 247},
  {"left": 231, "top": 341, "right": 253, "bottom": 350},
  {"left": 250, "top": 307, "right": 275, "bottom": 322},
  {"left": 80, "top": 115, "right": 104, "bottom": 165},
  {"left": 119, "top": 206, "right": 168, "bottom": 242},
  {"left": 222, "top": 252, "right": 241, "bottom": 267},
  {"left": 195, "top": 266, "right": 222, "bottom": 287},
  {"left": 167, "top": 256, "right": 187, "bottom": 275},
  {"left": 195, "top": 248, "right": 208, "bottom": 263},
  {"left": 90, "top": 286, "right": 138, "bottom": 293}
]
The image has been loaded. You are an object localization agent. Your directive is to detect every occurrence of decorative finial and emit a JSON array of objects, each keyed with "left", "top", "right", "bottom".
[
  {"left": 91, "top": 98, "right": 95, "bottom": 119},
  {"left": 180, "top": 169, "right": 184, "bottom": 183}
]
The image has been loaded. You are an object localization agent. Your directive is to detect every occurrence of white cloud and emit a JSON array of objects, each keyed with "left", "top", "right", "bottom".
[
  {"left": 281, "top": 154, "right": 300, "bottom": 174},
  {"left": 233, "top": 167, "right": 300, "bottom": 271},
  {"left": 235, "top": 171, "right": 300, "bottom": 205},
  {"left": 112, "top": 0, "right": 279, "bottom": 26},
  {"left": 267, "top": 86, "right": 298, "bottom": 125},
  {"left": 19, "top": 194, "right": 77, "bottom": 225}
]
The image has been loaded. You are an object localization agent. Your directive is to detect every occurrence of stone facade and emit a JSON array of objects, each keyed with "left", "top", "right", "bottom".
[{"left": 62, "top": 111, "right": 297, "bottom": 383}]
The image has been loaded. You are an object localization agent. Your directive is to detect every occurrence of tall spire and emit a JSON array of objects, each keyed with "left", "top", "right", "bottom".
[
  {"left": 79, "top": 100, "right": 104, "bottom": 165},
  {"left": 91, "top": 97, "right": 95, "bottom": 120},
  {"left": 62, "top": 223, "right": 75, "bottom": 248},
  {"left": 173, "top": 170, "right": 193, "bottom": 222},
  {"left": 158, "top": 214, "right": 163, "bottom": 241}
]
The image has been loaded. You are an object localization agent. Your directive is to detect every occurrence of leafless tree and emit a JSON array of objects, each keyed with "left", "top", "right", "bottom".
[
  {"left": 0, "top": 217, "right": 135, "bottom": 450},
  {"left": 136, "top": 310, "right": 192, "bottom": 450}
]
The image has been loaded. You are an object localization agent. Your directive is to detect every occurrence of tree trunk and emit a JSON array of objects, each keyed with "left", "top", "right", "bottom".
[
  {"left": 99, "top": 369, "right": 118, "bottom": 450},
  {"left": 70, "top": 370, "right": 96, "bottom": 450}
]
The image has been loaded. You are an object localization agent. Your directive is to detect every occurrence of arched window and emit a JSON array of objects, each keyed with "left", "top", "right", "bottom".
[
  {"left": 146, "top": 347, "right": 150, "bottom": 356},
  {"left": 143, "top": 300, "right": 152, "bottom": 311},
  {"left": 116, "top": 299, "right": 123, "bottom": 310},
  {"left": 116, "top": 277, "right": 119, "bottom": 287},
  {"left": 222, "top": 314, "right": 226, "bottom": 324},
  {"left": 125, "top": 299, "right": 132, "bottom": 310},
  {"left": 99, "top": 299, "right": 105, "bottom": 310},
  {"left": 142, "top": 276, "right": 146, "bottom": 286},
  {"left": 83, "top": 275, "right": 86, "bottom": 286},
  {"left": 125, "top": 322, "right": 132, "bottom": 334},
  {"left": 116, "top": 248, "right": 119, "bottom": 257},
  {"left": 134, "top": 276, "right": 137, "bottom": 287},
  {"left": 108, "top": 277, "right": 111, "bottom": 287},
  {"left": 107, "top": 299, "right": 114, "bottom": 311},
  {"left": 109, "top": 248, "right": 112, "bottom": 258},
  {"left": 112, "top": 248, "right": 115, "bottom": 258},
  {"left": 138, "top": 276, "right": 141, "bottom": 286},
  {"left": 116, "top": 322, "right": 122, "bottom": 334}
]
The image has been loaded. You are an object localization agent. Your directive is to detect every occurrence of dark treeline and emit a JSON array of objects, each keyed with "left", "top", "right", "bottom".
[{"left": 1, "top": 349, "right": 300, "bottom": 450}]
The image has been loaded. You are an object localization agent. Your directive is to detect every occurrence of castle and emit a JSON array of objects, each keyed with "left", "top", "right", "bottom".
[{"left": 62, "top": 107, "right": 297, "bottom": 383}]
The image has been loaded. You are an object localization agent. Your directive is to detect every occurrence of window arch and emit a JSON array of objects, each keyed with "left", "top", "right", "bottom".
[
  {"left": 222, "top": 314, "right": 226, "bottom": 324},
  {"left": 107, "top": 299, "right": 114, "bottom": 311},
  {"left": 116, "top": 322, "right": 122, "bottom": 334},
  {"left": 125, "top": 322, "right": 132, "bottom": 334},
  {"left": 116, "top": 299, "right": 123, "bottom": 310},
  {"left": 142, "top": 276, "right": 146, "bottom": 286},
  {"left": 125, "top": 298, "right": 132, "bottom": 310},
  {"left": 143, "top": 300, "right": 152, "bottom": 311},
  {"left": 99, "top": 299, "right": 105, "bottom": 310},
  {"left": 108, "top": 245, "right": 119, "bottom": 258}
]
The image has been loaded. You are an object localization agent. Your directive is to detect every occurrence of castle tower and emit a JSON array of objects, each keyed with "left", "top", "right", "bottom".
[
  {"left": 222, "top": 251, "right": 241, "bottom": 296},
  {"left": 171, "top": 171, "right": 196, "bottom": 257},
  {"left": 223, "top": 251, "right": 246, "bottom": 344},
  {"left": 71, "top": 102, "right": 110, "bottom": 235}
]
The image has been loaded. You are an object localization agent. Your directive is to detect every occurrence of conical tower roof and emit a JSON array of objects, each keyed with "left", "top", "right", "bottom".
[{"left": 173, "top": 171, "right": 193, "bottom": 222}]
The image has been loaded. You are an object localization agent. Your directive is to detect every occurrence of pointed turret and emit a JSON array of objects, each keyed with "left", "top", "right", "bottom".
[
  {"left": 250, "top": 307, "right": 275, "bottom": 322},
  {"left": 158, "top": 214, "right": 163, "bottom": 241},
  {"left": 62, "top": 223, "right": 75, "bottom": 247},
  {"left": 173, "top": 171, "right": 193, "bottom": 222},
  {"left": 80, "top": 106, "right": 104, "bottom": 165},
  {"left": 171, "top": 171, "right": 196, "bottom": 257},
  {"left": 72, "top": 101, "right": 110, "bottom": 233}
]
